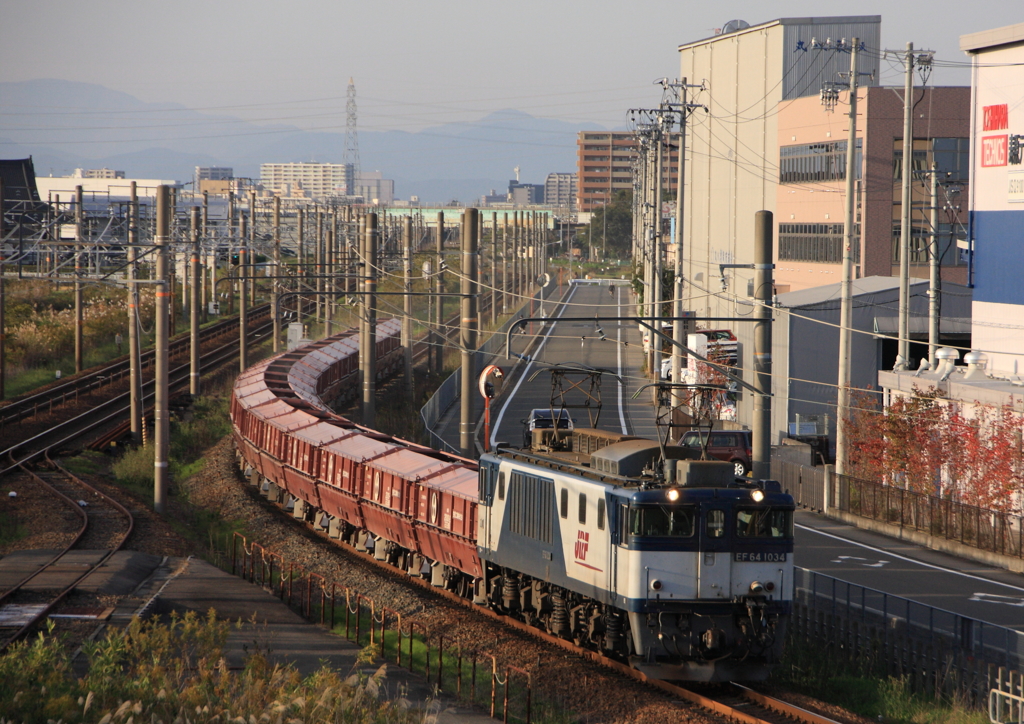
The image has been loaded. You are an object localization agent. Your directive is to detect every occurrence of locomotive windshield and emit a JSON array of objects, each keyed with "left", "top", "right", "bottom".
[
  {"left": 735, "top": 508, "right": 793, "bottom": 539},
  {"left": 629, "top": 505, "right": 696, "bottom": 538}
]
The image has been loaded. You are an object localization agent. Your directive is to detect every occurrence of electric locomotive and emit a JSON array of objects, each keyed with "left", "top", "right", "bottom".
[{"left": 477, "top": 429, "right": 793, "bottom": 682}]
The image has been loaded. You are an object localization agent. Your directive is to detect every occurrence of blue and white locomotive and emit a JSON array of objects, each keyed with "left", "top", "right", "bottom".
[{"left": 476, "top": 430, "right": 794, "bottom": 682}]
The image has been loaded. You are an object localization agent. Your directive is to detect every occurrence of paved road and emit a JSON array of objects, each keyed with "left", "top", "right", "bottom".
[
  {"left": 430, "top": 280, "right": 1024, "bottom": 637},
  {"left": 795, "top": 510, "right": 1024, "bottom": 633},
  {"left": 489, "top": 281, "right": 660, "bottom": 448}
]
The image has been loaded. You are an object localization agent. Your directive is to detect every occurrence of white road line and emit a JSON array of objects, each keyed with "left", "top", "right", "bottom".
[
  {"left": 616, "top": 286, "right": 627, "bottom": 434},
  {"left": 490, "top": 284, "right": 579, "bottom": 448},
  {"left": 797, "top": 522, "right": 1024, "bottom": 593}
]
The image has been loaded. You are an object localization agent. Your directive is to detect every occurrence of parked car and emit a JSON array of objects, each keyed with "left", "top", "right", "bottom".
[
  {"left": 677, "top": 429, "right": 752, "bottom": 476},
  {"left": 521, "top": 408, "right": 574, "bottom": 447}
]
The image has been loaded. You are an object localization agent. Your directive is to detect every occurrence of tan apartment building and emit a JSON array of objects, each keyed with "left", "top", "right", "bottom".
[
  {"left": 775, "top": 86, "right": 970, "bottom": 295},
  {"left": 678, "top": 16, "right": 881, "bottom": 318},
  {"left": 576, "top": 131, "right": 678, "bottom": 213}
]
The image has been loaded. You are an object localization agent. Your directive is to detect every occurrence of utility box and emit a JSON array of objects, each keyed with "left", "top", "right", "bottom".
[
  {"left": 287, "top": 322, "right": 310, "bottom": 351},
  {"left": 208, "top": 302, "right": 220, "bottom": 315}
]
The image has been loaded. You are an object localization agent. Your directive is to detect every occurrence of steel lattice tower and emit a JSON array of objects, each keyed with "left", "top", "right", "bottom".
[{"left": 344, "top": 78, "right": 360, "bottom": 183}]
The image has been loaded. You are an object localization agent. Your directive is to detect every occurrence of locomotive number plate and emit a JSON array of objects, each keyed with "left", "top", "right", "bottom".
[{"left": 734, "top": 552, "right": 787, "bottom": 562}]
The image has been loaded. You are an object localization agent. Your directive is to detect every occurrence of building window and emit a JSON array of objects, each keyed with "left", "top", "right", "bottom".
[
  {"left": 778, "top": 223, "right": 860, "bottom": 263},
  {"left": 893, "top": 138, "right": 969, "bottom": 182},
  {"left": 891, "top": 223, "right": 965, "bottom": 265},
  {"left": 780, "top": 140, "right": 862, "bottom": 184}
]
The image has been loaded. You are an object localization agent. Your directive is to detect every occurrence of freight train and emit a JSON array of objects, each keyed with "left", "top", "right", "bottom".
[{"left": 230, "top": 323, "right": 794, "bottom": 681}]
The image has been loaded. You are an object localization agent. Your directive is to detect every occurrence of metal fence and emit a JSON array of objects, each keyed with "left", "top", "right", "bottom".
[
  {"left": 794, "top": 567, "right": 1024, "bottom": 703},
  {"left": 227, "top": 533, "right": 533, "bottom": 723},
  {"left": 772, "top": 456, "right": 1024, "bottom": 562},
  {"left": 837, "top": 474, "right": 1024, "bottom": 560},
  {"left": 772, "top": 457, "right": 827, "bottom": 511}
]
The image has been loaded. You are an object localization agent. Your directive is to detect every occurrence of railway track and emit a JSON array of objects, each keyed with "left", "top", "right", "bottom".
[
  {"left": 0, "top": 311, "right": 281, "bottom": 476},
  {"left": 0, "top": 305, "right": 272, "bottom": 433},
  {"left": 254, "top": 481, "right": 844, "bottom": 724},
  {"left": 0, "top": 452, "right": 134, "bottom": 652}
]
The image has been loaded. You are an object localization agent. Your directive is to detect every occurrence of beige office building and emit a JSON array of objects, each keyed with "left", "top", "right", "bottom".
[{"left": 677, "top": 16, "right": 881, "bottom": 317}]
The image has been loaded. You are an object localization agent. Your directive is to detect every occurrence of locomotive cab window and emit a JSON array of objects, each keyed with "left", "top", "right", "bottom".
[
  {"left": 578, "top": 493, "right": 587, "bottom": 524},
  {"left": 736, "top": 508, "right": 793, "bottom": 538},
  {"left": 706, "top": 509, "right": 726, "bottom": 538},
  {"left": 597, "top": 499, "right": 605, "bottom": 530},
  {"left": 560, "top": 488, "right": 569, "bottom": 519},
  {"left": 629, "top": 505, "right": 696, "bottom": 538},
  {"left": 498, "top": 473, "right": 505, "bottom": 501}
]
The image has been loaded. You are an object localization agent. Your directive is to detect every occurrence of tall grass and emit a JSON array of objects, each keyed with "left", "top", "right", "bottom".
[
  {"left": 772, "top": 639, "right": 988, "bottom": 724},
  {"left": 0, "top": 614, "right": 431, "bottom": 723}
]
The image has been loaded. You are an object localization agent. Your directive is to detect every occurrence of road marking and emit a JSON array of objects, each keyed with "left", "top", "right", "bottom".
[
  {"left": 829, "top": 555, "right": 890, "bottom": 568},
  {"left": 969, "top": 593, "right": 1024, "bottom": 608},
  {"left": 490, "top": 284, "right": 579, "bottom": 448},
  {"left": 797, "top": 522, "right": 1024, "bottom": 593},
  {"left": 615, "top": 285, "right": 627, "bottom": 434}
]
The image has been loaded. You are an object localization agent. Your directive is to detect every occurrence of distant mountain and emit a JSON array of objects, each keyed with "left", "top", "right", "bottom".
[{"left": 0, "top": 80, "right": 602, "bottom": 203}]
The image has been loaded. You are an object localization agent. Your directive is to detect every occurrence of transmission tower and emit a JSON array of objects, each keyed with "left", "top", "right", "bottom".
[{"left": 344, "top": 77, "right": 361, "bottom": 181}]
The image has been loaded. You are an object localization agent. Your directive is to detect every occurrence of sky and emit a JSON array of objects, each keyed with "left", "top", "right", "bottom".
[{"left": 1, "top": 0, "right": 1015, "bottom": 136}]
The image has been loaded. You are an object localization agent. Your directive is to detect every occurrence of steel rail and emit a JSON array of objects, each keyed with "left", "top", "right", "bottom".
[
  {"left": 0, "top": 304, "right": 272, "bottom": 429},
  {"left": 0, "top": 452, "right": 135, "bottom": 653},
  {"left": 0, "top": 318, "right": 275, "bottom": 476},
  {"left": 272, "top": 498, "right": 842, "bottom": 724}
]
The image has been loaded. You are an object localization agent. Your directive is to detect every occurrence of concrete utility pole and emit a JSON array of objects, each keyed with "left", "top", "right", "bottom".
[
  {"left": 502, "top": 212, "right": 509, "bottom": 312},
  {"left": 752, "top": 210, "right": 774, "bottom": 479},
  {"left": 315, "top": 206, "right": 323, "bottom": 324},
  {"left": 273, "top": 196, "right": 281, "bottom": 353},
  {"left": 651, "top": 119, "right": 665, "bottom": 375},
  {"left": 75, "top": 185, "right": 84, "bottom": 374},
  {"left": 897, "top": 42, "right": 915, "bottom": 368},
  {"left": 248, "top": 191, "right": 257, "bottom": 307},
  {"left": 154, "top": 185, "right": 170, "bottom": 514},
  {"left": 239, "top": 214, "right": 248, "bottom": 371},
  {"left": 128, "top": 182, "right": 141, "bottom": 444},
  {"left": 460, "top": 208, "right": 479, "bottom": 457},
  {"left": 672, "top": 80, "right": 690, "bottom": 419},
  {"left": 0, "top": 178, "right": 5, "bottom": 400},
  {"left": 433, "top": 211, "right": 444, "bottom": 373},
  {"left": 929, "top": 162, "right": 940, "bottom": 366},
  {"left": 190, "top": 207, "right": 201, "bottom": 397},
  {"left": 202, "top": 191, "right": 209, "bottom": 322},
  {"left": 226, "top": 194, "right": 234, "bottom": 315},
  {"left": 836, "top": 38, "right": 860, "bottom": 478},
  {"left": 361, "top": 213, "right": 377, "bottom": 427},
  {"left": 403, "top": 216, "right": 414, "bottom": 398},
  {"left": 491, "top": 211, "right": 498, "bottom": 324}
]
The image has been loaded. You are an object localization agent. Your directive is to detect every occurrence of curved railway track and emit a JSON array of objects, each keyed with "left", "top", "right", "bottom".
[
  {"left": 253, "top": 484, "right": 843, "bottom": 724},
  {"left": 0, "top": 452, "right": 134, "bottom": 652}
]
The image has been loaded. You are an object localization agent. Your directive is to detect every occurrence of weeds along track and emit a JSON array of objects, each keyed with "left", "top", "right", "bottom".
[
  {"left": 0, "top": 452, "right": 133, "bottom": 652},
  {"left": 0, "top": 304, "right": 272, "bottom": 438}
]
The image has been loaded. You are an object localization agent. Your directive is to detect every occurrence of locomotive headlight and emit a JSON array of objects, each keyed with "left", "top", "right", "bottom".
[
  {"left": 750, "top": 489, "right": 765, "bottom": 502},
  {"left": 650, "top": 579, "right": 663, "bottom": 591},
  {"left": 749, "top": 581, "right": 765, "bottom": 594},
  {"left": 667, "top": 488, "right": 680, "bottom": 502}
]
